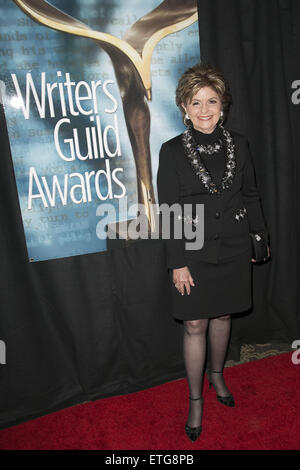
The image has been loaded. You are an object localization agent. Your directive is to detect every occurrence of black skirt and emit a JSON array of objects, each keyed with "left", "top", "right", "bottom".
[{"left": 169, "top": 248, "right": 252, "bottom": 320}]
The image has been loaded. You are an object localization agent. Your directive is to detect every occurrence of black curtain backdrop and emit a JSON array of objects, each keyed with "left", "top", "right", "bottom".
[{"left": 0, "top": 0, "right": 299, "bottom": 430}]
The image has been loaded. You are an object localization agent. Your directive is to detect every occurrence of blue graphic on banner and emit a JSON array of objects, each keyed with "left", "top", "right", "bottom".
[{"left": 0, "top": 0, "right": 199, "bottom": 261}]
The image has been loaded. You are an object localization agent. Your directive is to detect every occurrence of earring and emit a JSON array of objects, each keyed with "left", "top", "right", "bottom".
[
  {"left": 184, "top": 112, "right": 190, "bottom": 126},
  {"left": 219, "top": 111, "right": 224, "bottom": 126}
]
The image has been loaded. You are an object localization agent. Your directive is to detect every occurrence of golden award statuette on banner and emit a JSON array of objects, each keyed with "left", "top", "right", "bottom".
[{"left": 13, "top": 0, "right": 198, "bottom": 244}]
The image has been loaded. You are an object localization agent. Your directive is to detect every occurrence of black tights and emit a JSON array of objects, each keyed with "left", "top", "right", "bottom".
[{"left": 183, "top": 314, "right": 231, "bottom": 428}]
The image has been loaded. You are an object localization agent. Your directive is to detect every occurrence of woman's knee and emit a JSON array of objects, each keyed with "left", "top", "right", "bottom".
[
  {"left": 218, "top": 315, "right": 231, "bottom": 321},
  {"left": 212, "top": 314, "right": 231, "bottom": 321},
  {"left": 184, "top": 319, "right": 209, "bottom": 336}
]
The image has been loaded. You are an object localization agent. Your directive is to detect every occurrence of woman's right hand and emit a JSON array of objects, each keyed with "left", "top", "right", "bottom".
[{"left": 173, "top": 266, "right": 195, "bottom": 296}]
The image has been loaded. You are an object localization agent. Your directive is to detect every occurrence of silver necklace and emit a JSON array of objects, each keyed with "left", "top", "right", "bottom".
[
  {"left": 196, "top": 138, "right": 224, "bottom": 155},
  {"left": 182, "top": 124, "right": 236, "bottom": 195}
]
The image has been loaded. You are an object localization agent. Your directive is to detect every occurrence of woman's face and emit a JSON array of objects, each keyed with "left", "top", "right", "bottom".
[{"left": 182, "top": 86, "right": 222, "bottom": 134}]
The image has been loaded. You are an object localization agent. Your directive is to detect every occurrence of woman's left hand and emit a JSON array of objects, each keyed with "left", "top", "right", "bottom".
[{"left": 251, "top": 245, "right": 271, "bottom": 263}]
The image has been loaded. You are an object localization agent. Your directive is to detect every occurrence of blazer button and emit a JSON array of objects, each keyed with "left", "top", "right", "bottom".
[
  {"left": 215, "top": 211, "right": 220, "bottom": 219},
  {"left": 213, "top": 233, "right": 220, "bottom": 240}
]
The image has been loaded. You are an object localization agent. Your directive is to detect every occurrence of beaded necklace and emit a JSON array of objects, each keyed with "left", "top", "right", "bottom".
[
  {"left": 196, "top": 138, "right": 224, "bottom": 155},
  {"left": 182, "top": 124, "right": 236, "bottom": 195}
]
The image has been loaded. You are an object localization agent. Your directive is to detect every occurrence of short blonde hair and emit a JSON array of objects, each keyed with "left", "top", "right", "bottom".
[{"left": 175, "top": 63, "right": 232, "bottom": 124}]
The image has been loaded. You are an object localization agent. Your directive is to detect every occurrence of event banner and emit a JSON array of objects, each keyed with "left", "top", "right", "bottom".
[{"left": 0, "top": 0, "right": 199, "bottom": 262}]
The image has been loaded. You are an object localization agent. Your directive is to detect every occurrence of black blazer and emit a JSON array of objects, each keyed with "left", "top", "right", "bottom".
[{"left": 156, "top": 129, "right": 269, "bottom": 269}]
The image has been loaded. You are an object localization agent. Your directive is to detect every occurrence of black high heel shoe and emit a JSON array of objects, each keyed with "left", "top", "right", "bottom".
[
  {"left": 185, "top": 396, "right": 203, "bottom": 442},
  {"left": 207, "top": 370, "right": 235, "bottom": 407}
]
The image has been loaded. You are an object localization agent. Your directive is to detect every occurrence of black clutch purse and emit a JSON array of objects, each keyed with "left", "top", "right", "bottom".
[{"left": 250, "top": 232, "right": 268, "bottom": 262}]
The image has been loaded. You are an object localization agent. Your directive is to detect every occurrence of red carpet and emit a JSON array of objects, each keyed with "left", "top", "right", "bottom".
[{"left": 0, "top": 352, "right": 299, "bottom": 450}]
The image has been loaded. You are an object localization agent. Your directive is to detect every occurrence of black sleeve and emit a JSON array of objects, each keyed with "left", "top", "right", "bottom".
[
  {"left": 242, "top": 138, "right": 269, "bottom": 243},
  {"left": 156, "top": 142, "right": 187, "bottom": 270}
]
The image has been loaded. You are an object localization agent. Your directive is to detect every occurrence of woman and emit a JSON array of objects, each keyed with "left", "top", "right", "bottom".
[{"left": 156, "top": 63, "right": 270, "bottom": 442}]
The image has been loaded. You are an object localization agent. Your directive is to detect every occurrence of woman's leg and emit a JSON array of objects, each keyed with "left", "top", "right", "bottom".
[
  {"left": 207, "top": 314, "right": 232, "bottom": 396},
  {"left": 183, "top": 318, "right": 209, "bottom": 427}
]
